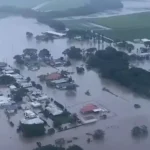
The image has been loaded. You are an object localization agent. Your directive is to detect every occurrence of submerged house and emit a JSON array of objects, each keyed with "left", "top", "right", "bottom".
[
  {"left": 45, "top": 102, "right": 63, "bottom": 116},
  {"left": 20, "top": 110, "right": 45, "bottom": 137}
]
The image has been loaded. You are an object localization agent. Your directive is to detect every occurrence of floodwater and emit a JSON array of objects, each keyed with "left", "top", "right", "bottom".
[
  {"left": 1, "top": 16, "right": 150, "bottom": 150},
  {"left": 59, "top": 0, "right": 150, "bottom": 20}
]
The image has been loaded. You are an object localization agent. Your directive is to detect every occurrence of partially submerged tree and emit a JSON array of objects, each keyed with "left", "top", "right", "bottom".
[
  {"left": 26, "top": 77, "right": 31, "bottom": 82},
  {"left": 0, "top": 75, "right": 16, "bottom": 85},
  {"left": 132, "top": 125, "right": 148, "bottom": 138},
  {"left": 36, "top": 84, "right": 43, "bottom": 90},
  {"left": 67, "top": 145, "right": 83, "bottom": 150},
  {"left": 23, "top": 48, "right": 37, "bottom": 57},
  {"left": 39, "top": 49, "right": 51, "bottom": 59},
  {"left": 63, "top": 47, "right": 82, "bottom": 60},
  {"left": 26, "top": 32, "right": 33, "bottom": 38},
  {"left": 93, "top": 129, "right": 105, "bottom": 140},
  {"left": 13, "top": 87, "right": 29, "bottom": 102},
  {"left": 34, "top": 144, "right": 65, "bottom": 150},
  {"left": 31, "top": 81, "right": 36, "bottom": 87},
  {"left": 14, "top": 55, "right": 24, "bottom": 64}
]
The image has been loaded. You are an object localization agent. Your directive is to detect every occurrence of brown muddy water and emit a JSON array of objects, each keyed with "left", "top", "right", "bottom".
[{"left": 0, "top": 16, "right": 150, "bottom": 150}]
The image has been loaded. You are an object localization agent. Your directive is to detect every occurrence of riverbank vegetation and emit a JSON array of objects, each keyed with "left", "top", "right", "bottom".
[
  {"left": 86, "top": 46, "right": 150, "bottom": 97},
  {"left": 34, "top": 144, "right": 83, "bottom": 150}
]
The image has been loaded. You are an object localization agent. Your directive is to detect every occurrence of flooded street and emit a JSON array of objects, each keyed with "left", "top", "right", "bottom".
[{"left": 1, "top": 16, "right": 150, "bottom": 150}]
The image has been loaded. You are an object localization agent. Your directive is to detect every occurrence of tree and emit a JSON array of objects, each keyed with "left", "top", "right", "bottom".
[
  {"left": 26, "top": 77, "right": 31, "bottom": 82},
  {"left": 53, "top": 120, "right": 62, "bottom": 128},
  {"left": 64, "top": 47, "right": 82, "bottom": 60},
  {"left": 39, "top": 49, "right": 51, "bottom": 59},
  {"left": 36, "top": 84, "right": 43, "bottom": 90},
  {"left": 69, "top": 113, "right": 78, "bottom": 124},
  {"left": 26, "top": 32, "right": 33, "bottom": 38},
  {"left": 31, "top": 81, "right": 36, "bottom": 87},
  {"left": 132, "top": 125, "right": 148, "bottom": 138},
  {"left": 13, "top": 69, "right": 20, "bottom": 74},
  {"left": 67, "top": 145, "right": 83, "bottom": 150},
  {"left": 93, "top": 129, "right": 105, "bottom": 140},
  {"left": 144, "top": 41, "right": 150, "bottom": 47},
  {"left": 0, "top": 75, "right": 16, "bottom": 85},
  {"left": 13, "top": 55, "right": 24, "bottom": 64},
  {"left": 13, "top": 87, "right": 29, "bottom": 102},
  {"left": 34, "top": 144, "right": 65, "bottom": 150},
  {"left": 23, "top": 48, "right": 37, "bottom": 56}
]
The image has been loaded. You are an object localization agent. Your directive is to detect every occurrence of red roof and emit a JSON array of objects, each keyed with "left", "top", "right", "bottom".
[
  {"left": 46, "top": 72, "right": 62, "bottom": 80},
  {"left": 80, "top": 104, "right": 98, "bottom": 113}
]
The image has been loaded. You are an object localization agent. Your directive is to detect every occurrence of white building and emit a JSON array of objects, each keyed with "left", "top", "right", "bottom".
[
  {"left": 46, "top": 103, "right": 63, "bottom": 116},
  {"left": 9, "top": 85, "right": 17, "bottom": 91},
  {"left": 0, "top": 96, "right": 11, "bottom": 107},
  {"left": 31, "top": 102, "right": 41, "bottom": 108},
  {"left": 3, "top": 70, "right": 14, "bottom": 74},
  {"left": 20, "top": 117, "right": 44, "bottom": 125},
  {"left": 37, "top": 95, "right": 49, "bottom": 102},
  {"left": 24, "top": 110, "right": 36, "bottom": 119},
  {"left": 81, "top": 115, "right": 97, "bottom": 124},
  {"left": 20, "top": 82, "right": 32, "bottom": 88},
  {"left": 6, "top": 74, "right": 23, "bottom": 79}
]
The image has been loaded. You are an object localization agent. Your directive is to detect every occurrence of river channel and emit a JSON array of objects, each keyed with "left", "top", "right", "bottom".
[{"left": 0, "top": 16, "right": 150, "bottom": 150}]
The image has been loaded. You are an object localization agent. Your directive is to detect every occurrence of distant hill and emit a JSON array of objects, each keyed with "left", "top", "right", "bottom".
[
  {"left": 0, "top": 0, "right": 47, "bottom": 8},
  {"left": 0, "top": 0, "right": 123, "bottom": 18},
  {"left": 0, "top": 0, "right": 123, "bottom": 12}
]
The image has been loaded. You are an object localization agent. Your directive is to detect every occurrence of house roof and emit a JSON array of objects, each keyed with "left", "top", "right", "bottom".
[
  {"left": 45, "top": 31, "right": 66, "bottom": 37},
  {"left": 80, "top": 104, "right": 98, "bottom": 113},
  {"left": 21, "top": 117, "right": 44, "bottom": 125},
  {"left": 46, "top": 72, "right": 62, "bottom": 80},
  {"left": 46, "top": 103, "right": 63, "bottom": 116}
]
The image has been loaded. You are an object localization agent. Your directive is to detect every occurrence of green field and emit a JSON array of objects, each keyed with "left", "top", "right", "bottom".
[
  {"left": 91, "top": 12, "right": 150, "bottom": 29},
  {"left": 62, "top": 12, "right": 150, "bottom": 40}
]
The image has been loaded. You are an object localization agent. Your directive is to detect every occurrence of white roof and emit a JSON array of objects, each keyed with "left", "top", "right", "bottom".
[
  {"left": 24, "top": 110, "right": 36, "bottom": 119},
  {"left": 45, "top": 31, "right": 66, "bottom": 37},
  {"left": 141, "top": 38, "right": 150, "bottom": 42},
  {"left": 16, "top": 79, "right": 27, "bottom": 83},
  {"left": 82, "top": 118, "right": 97, "bottom": 124},
  {"left": 93, "top": 108, "right": 108, "bottom": 112},
  {"left": 31, "top": 102, "right": 41, "bottom": 107},
  {"left": 81, "top": 116, "right": 97, "bottom": 124},
  {"left": 52, "top": 78, "right": 68, "bottom": 84},
  {"left": 9, "top": 85, "right": 17, "bottom": 90},
  {"left": 20, "top": 82, "right": 32, "bottom": 88},
  {"left": 0, "top": 96, "right": 11, "bottom": 106},
  {"left": 21, "top": 117, "right": 44, "bottom": 125},
  {"left": 46, "top": 103, "right": 63, "bottom": 116},
  {"left": 3, "top": 70, "right": 14, "bottom": 74},
  {"left": 6, "top": 74, "right": 23, "bottom": 79},
  {"left": 37, "top": 95, "right": 49, "bottom": 101}
]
